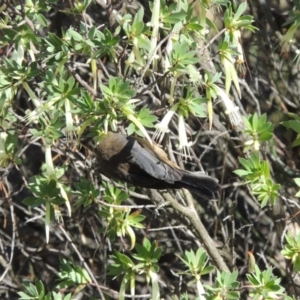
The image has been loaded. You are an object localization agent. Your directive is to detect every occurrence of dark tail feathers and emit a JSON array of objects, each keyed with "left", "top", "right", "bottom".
[{"left": 180, "top": 171, "right": 220, "bottom": 199}]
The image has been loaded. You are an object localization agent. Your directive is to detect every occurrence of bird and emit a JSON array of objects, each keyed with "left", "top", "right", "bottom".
[{"left": 87, "top": 131, "right": 220, "bottom": 199}]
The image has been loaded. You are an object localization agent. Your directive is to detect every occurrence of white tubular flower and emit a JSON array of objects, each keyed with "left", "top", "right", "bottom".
[
  {"left": 187, "top": 64, "right": 202, "bottom": 86},
  {"left": 45, "top": 201, "right": 51, "bottom": 244},
  {"left": 25, "top": 98, "right": 58, "bottom": 125},
  {"left": 149, "top": 270, "right": 160, "bottom": 300},
  {"left": 0, "top": 132, "right": 9, "bottom": 167},
  {"left": 153, "top": 104, "right": 178, "bottom": 143},
  {"left": 23, "top": 82, "right": 51, "bottom": 124},
  {"left": 177, "top": 114, "right": 192, "bottom": 160},
  {"left": 57, "top": 182, "right": 71, "bottom": 217},
  {"left": 45, "top": 144, "right": 55, "bottom": 176},
  {"left": 196, "top": 279, "right": 206, "bottom": 300},
  {"left": 22, "top": 82, "right": 41, "bottom": 109},
  {"left": 11, "top": 44, "right": 24, "bottom": 66},
  {"left": 217, "top": 87, "right": 243, "bottom": 128},
  {"left": 147, "top": 0, "right": 160, "bottom": 60},
  {"left": 64, "top": 99, "right": 75, "bottom": 142},
  {"left": 233, "top": 30, "right": 244, "bottom": 64}
]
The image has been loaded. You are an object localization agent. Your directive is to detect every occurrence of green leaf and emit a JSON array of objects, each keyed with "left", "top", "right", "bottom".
[
  {"left": 251, "top": 113, "right": 258, "bottom": 130},
  {"left": 164, "top": 11, "right": 186, "bottom": 24},
  {"left": 51, "top": 197, "right": 66, "bottom": 205},
  {"left": 17, "top": 291, "right": 32, "bottom": 300},
  {"left": 117, "top": 252, "right": 134, "bottom": 266},
  {"left": 288, "top": 120, "right": 300, "bottom": 133},
  {"left": 294, "top": 178, "right": 300, "bottom": 187},
  {"left": 292, "top": 137, "right": 300, "bottom": 147},
  {"left": 233, "top": 2, "right": 247, "bottom": 21},
  {"left": 238, "top": 157, "right": 251, "bottom": 171},
  {"left": 201, "top": 265, "right": 214, "bottom": 275},
  {"left": 260, "top": 194, "right": 269, "bottom": 208},
  {"left": 243, "top": 116, "right": 252, "bottom": 131},
  {"left": 233, "top": 169, "right": 251, "bottom": 177},
  {"left": 136, "top": 107, "right": 158, "bottom": 128},
  {"left": 23, "top": 197, "right": 44, "bottom": 207},
  {"left": 186, "top": 22, "right": 203, "bottom": 31},
  {"left": 136, "top": 35, "right": 150, "bottom": 50},
  {"left": 36, "top": 13, "right": 48, "bottom": 26}
]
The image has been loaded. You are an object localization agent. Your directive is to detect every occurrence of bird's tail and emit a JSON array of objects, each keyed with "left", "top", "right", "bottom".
[{"left": 180, "top": 171, "right": 220, "bottom": 199}]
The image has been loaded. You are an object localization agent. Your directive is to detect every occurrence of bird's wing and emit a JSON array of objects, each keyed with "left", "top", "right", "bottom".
[
  {"left": 134, "top": 137, "right": 181, "bottom": 169},
  {"left": 128, "top": 137, "right": 182, "bottom": 183}
]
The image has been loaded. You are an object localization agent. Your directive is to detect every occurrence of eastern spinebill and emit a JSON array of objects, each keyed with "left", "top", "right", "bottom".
[{"left": 86, "top": 132, "right": 220, "bottom": 199}]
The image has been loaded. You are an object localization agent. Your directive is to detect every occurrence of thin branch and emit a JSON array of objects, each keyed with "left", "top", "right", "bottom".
[{"left": 161, "top": 190, "right": 230, "bottom": 272}]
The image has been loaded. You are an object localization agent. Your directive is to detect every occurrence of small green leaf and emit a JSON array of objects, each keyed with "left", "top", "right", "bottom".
[
  {"left": 23, "top": 197, "right": 44, "bottom": 207},
  {"left": 289, "top": 120, "right": 300, "bottom": 133},
  {"left": 233, "top": 2, "right": 247, "bottom": 21},
  {"left": 233, "top": 169, "right": 251, "bottom": 177},
  {"left": 294, "top": 178, "right": 300, "bottom": 187}
]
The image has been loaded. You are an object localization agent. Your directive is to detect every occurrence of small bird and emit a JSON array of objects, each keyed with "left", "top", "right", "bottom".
[{"left": 89, "top": 132, "right": 220, "bottom": 199}]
